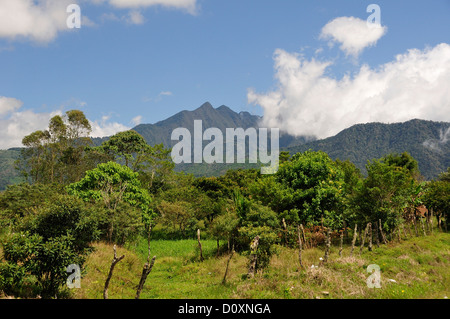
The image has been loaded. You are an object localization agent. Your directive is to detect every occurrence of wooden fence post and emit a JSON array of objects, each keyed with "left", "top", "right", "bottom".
[
  {"left": 282, "top": 218, "right": 288, "bottom": 246},
  {"left": 300, "top": 224, "right": 307, "bottom": 249},
  {"left": 197, "top": 229, "right": 204, "bottom": 262},
  {"left": 135, "top": 255, "right": 156, "bottom": 299},
  {"left": 379, "top": 219, "right": 387, "bottom": 244},
  {"left": 222, "top": 246, "right": 235, "bottom": 285},
  {"left": 368, "top": 223, "right": 373, "bottom": 251},
  {"left": 350, "top": 224, "right": 358, "bottom": 257},
  {"left": 359, "top": 223, "right": 369, "bottom": 255},
  {"left": 420, "top": 217, "right": 427, "bottom": 236},
  {"left": 374, "top": 221, "right": 380, "bottom": 248},
  {"left": 430, "top": 209, "right": 433, "bottom": 234},
  {"left": 247, "top": 236, "right": 260, "bottom": 279},
  {"left": 402, "top": 223, "right": 408, "bottom": 239},
  {"left": 413, "top": 217, "right": 419, "bottom": 237},
  {"left": 323, "top": 228, "right": 331, "bottom": 263},
  {"left": 297, "top": 225, "right": 303, "bottom": 268}
]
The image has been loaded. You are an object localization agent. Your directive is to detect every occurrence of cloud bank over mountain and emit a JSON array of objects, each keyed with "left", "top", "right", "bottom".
[{"left": 248, "top": 17, "right": 450, "bottom": 139}]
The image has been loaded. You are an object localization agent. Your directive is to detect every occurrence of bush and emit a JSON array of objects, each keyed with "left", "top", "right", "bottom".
[{"left": 0, "top": 194, "right": 101, "bottom": 298}]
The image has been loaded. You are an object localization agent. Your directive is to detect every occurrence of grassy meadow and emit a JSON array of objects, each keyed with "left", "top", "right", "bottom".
[{"left": 72, "top": 231, "right": 449, "bottom": 299}]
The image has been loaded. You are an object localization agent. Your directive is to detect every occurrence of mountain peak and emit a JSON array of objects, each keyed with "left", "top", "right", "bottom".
[
  {"left": 197, "top": 102, "right": 214, "bottom": 110},
  {"left": 217, "top": 105, "right": 232, "bottom": 112}
]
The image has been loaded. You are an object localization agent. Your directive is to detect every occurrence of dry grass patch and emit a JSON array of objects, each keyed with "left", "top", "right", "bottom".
[{"left": 73, "top": 242, "right": 142, "bottom": 299}]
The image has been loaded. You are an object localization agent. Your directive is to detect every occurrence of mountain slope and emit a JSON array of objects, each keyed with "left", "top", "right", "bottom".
[
  {"left": 131, "top": 102, "right": 310, "bottom": 149},
  {"left": 286, "top": 119, "right": 450, "bottom": 180}
]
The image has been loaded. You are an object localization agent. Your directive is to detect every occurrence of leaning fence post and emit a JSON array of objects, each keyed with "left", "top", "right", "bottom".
[
  {"left": 103, "top": 245, "right": 125, "bottom": 300},
  {"left": 135, "top": 255, "right": 156, "bottom": 299},
  {"left": 359, "top": 223, "right": 369, "bottom": 255},
  {"left": 222, "top": 246, "right": 235, "bottom": 285}
]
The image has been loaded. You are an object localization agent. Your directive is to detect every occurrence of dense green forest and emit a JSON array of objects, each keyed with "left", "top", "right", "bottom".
[
  {"left": 0, "top": 110, "right": 449, "bottom": 299},
  {"left": 287, "top": 119, "right": 450, "bottom": 180}
]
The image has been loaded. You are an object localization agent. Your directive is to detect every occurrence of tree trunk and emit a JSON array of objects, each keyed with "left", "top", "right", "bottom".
[
  {"left": 350, "top": 224, "right": 358, "bottom": 257},
  {"left": 103, "top": 245, "right": 125, "bottom": 299},
  {"left": 197, "top": 229, "right": 204, "bottom": 262},
  {"left": 339, "top": 229, "right": 344, "bottom": 257}
]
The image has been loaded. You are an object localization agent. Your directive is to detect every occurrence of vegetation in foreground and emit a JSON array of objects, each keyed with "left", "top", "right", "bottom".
[
  {"left": 70, "top": 231, "right": 449, "bottom": 299},
  {"left": 0, "top": 110, "right": 448, "bottom": 299}
]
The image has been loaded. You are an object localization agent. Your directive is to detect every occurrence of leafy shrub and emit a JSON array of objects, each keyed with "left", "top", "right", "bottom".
[{"left": 0, "top": 194, "right": 100, "bottom": 298}]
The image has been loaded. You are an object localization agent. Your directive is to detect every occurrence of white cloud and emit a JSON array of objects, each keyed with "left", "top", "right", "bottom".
[
  {"left": 0, "top": 96, "right": 132, "bottom": 148},
  {"left": 126, "top": 10, "right": 145, "bottom": 24},
  {"left": 0, "top": 0, "right": 80, "bottom": 43},
  {"left": 423, "top": 127, "right": 450, "bottom": 152},
  {"left": 142, "top": 90, "right": 173, "bottom": 102},
  {"left": 248, "top": 43, "right": 450, "bottom": 140},
  {"left": 0, "top": 96, "right": 63, "bottom": 149},
  {"left": 89, "top": 115, "right": 130, "bottom": 137},
  {"left": 99, "top": 12, "right": 121, "bottom": 22},
  {"left": 320, "top": 16, "right": 387, "bottom": 58},
  {"left": 0, "top": 97, "right": 23, "bottom": 116},
  {"left": 0, "top": 0, "right": 198, "bottom": 43},
  {"left": 131, "top": 115, "right": 143, "bottom": 126}
]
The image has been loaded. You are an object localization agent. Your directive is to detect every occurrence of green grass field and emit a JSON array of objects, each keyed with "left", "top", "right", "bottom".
[{"left": 72, "top": 231, "right": 450, "bottom": 299}]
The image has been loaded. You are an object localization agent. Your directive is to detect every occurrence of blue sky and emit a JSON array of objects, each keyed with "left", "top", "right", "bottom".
[{"left": 0, "top": 0, "right": 449, "bottom": 148}]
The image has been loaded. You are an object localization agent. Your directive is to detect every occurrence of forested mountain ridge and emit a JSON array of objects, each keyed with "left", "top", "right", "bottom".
[
  {"left": 287, "top": 119, "right": 450, "bottom": 180},
  {"left": 0, "top": 103, "right": 448, "bottom": 189}
]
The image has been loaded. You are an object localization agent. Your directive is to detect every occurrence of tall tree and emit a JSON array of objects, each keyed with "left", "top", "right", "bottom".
[
  {"left": 18, "top": 110, "right": 93, "bottom": 185},
  {"left": 275, "top": 150, "right": 345, "bottom": 228},
  {"left": 352, "top": 156, "right": 416, "bottom": 233},
  {"left": 67, "top": 161, "right": 155, "bottom": 243},
  {"left": 97, "top": 130, "right": 175, "bottom": 193}
]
